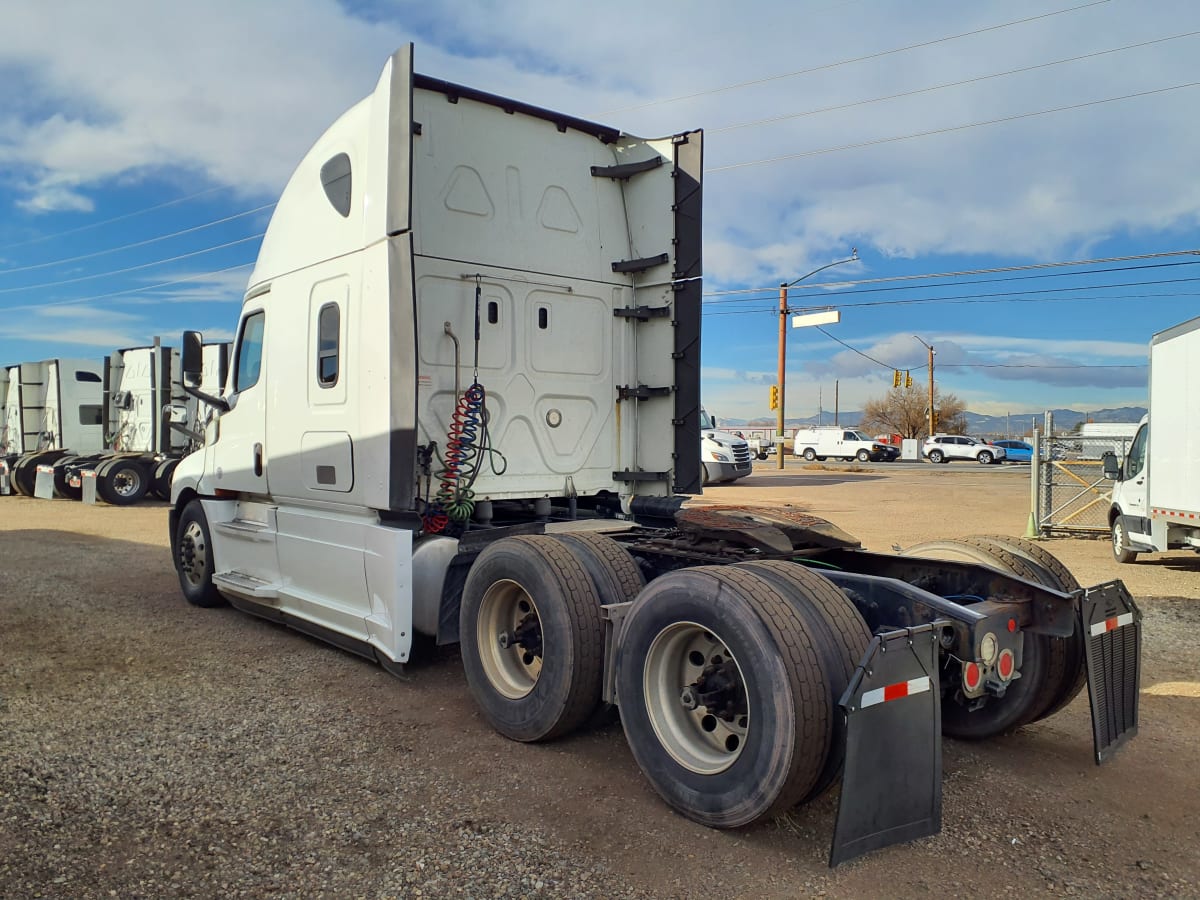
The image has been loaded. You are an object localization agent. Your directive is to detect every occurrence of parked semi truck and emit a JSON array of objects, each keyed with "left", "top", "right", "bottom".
[
  {"left": 5, "top": 342, "right": 229, "bottom": 502},
  {"left": 1105, "top": 316, "right": 1200, "bottom": 562},
  {"left": 169, "top": 46, "right": 1140, "bottom": 866},
  {"left": 699, "top": 408, "right": 753, "bottom": 483},
  {"left": 1, "top": 358, "right": 105, "bottom": 495}
]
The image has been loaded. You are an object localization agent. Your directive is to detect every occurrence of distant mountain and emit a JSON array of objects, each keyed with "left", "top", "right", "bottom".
[{"left": 727, "top": 406, "right": 1147, "bottom": 436}]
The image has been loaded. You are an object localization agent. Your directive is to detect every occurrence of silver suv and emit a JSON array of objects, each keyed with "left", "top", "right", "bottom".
[{"left": 922, "top": 434, "right": 1006, "bottom": 465}]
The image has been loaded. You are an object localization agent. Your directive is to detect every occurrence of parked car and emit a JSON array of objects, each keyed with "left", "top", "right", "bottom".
[
  {"left": 922, "top": 434, "right": 1007, "bottom": 464},
  {"left": 991, "top": 440, "right": 1032, "bottom": 463}
]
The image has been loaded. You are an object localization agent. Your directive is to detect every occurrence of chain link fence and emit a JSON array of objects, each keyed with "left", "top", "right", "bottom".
[{"left": 1029, "top": 413, "right": 1135, "bottom": 536}]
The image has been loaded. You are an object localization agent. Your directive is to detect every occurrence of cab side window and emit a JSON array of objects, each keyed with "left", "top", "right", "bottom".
[
  {"left": 1126, "top": 425, "right": 1147, "bottom": 479},
  {"left": 317, "top": 303, "right": 340, "bottom": 387},
  {"left": 234, "top": 311, "right": 266, "bottom": 393}
]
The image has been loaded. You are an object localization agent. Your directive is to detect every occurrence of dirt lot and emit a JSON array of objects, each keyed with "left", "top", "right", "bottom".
[{"left": 2, "top": 461, "right": 1199, "bottom": 898}]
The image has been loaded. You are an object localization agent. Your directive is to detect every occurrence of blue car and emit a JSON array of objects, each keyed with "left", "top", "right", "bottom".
[{"left": 992, "top": 440, "right": 1032, "bottom": 463}]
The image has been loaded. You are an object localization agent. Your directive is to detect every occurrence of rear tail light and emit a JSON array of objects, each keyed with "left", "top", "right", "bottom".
[
  {"left": 997, "top": 648, "right": 1016, "bottom": 681},
  {"left": 962, "top": 661, "right": 983, "bottom": 695}
]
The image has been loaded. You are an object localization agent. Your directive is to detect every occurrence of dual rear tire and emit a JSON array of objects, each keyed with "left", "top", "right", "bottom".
[{"left": 460, "top": 535, "right": 870, "bottom": 829}]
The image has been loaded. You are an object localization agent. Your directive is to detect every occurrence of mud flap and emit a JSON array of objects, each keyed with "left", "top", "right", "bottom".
[
  {"left": 82, "top": 469, "right": 99, "bottom": 504},
  {"left": 0, "top": 460, "right": 9, "bottom": 495},
  {"left": 1080, "top": 581, "right": 1141, "bottom": 764},
  {"left": 830, "top": 624, "right": 944, "bottom": 867},
  {"left": 34, "top": 464, "right": 56, "bottom": 500}
]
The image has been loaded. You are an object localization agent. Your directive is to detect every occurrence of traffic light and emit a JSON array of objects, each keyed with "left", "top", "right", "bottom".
[
  {"left": 905, "top": 370, "right": 912, "bottom": 389},
  {"left": 769, "top": 384, "right": 779, "bottom": 410},
  {"left": 892, "top": 369, "right": 901, "bottom": 388}
]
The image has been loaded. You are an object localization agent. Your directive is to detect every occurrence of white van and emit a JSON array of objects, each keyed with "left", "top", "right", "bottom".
[{"left": 793, "top": 426, "right": 893, "bottom": 462}]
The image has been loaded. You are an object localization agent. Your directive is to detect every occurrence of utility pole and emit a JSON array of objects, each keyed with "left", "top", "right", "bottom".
[
  {"left": 914, "top": 335, "right": 935, "bottom": 438},
  {"left": 775, "top": 251, "right": 859, "bottom": 468}
]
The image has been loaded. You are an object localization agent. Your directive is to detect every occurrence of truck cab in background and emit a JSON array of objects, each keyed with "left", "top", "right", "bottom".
[
  {"left": 1105, "top": 315, "right": 1200, "bottom": 563},
  {"left": 699, "top": 408, "right": 753, "bottom": 484}
]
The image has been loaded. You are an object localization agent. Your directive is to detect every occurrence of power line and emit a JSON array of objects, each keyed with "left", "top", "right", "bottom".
[
  {"left": 709, "top": 81, "right": 1200, "bottom": 173},
  {"left": 4, "top": 261, "right": 255, "bottom": 313},
  {"left": 710, "top": 30, "right": 1199, "bottom": 136},
  {"left": 597, "top": 0, "right": 1111, "bottom": 116},
  {"left": 703, "top": 249, "right": 1200, "bottom": 298},
  {"left": 812, "top": 326, "right": 1146, "bottom": 374},
  {"left": 0, "top": 234, "right": 264, "bottom": 295},
  {"left": 0, "top": 204, "right": 275, "bottom": 276},
  {"left": 1, "top": 184, "right": 239, "bottom": 251}
]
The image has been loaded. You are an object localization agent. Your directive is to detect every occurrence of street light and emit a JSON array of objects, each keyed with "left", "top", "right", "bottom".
[
  {"left": 776, "top": 249, "right": 859, "bottom": 469},
  {"left": 913, "top": 335, "right": 935, "bottom": 438}
]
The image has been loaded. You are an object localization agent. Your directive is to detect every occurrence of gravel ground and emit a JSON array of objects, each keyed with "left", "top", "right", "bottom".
[{"left": 2, "top": 463, "right": 1199, "bottom": 898}]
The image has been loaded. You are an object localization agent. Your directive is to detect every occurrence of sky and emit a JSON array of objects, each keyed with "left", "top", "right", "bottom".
[{"left": 1, "top": 0, "right": 1198, "bottom": 422}]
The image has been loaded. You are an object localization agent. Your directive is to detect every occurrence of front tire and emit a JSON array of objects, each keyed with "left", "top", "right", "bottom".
[
  {"left": 1111, "top": 517, "right": 1138, "bottom": 564},
  {"left": 460, "top": 536, "right": 605, "bottom": 743},
  {"left": 616, "top": 567, "right": 830, "bottom": 828},
  {"left": 856, "top": 449, "right": 870, "bottom": 462},
  {"left": 175, "top": 500, "right": 225, "bottom": 607},
  {"left": 978, "top": 450, "right": 994, "bottom": 465}
]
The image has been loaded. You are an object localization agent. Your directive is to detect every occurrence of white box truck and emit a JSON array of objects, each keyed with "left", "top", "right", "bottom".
[
  {"left": 168, "top": 45, "right": 1140, "bottom": 865},
  {"left": 1105, "top": 316, "right": 1200, "bottom": 562}
]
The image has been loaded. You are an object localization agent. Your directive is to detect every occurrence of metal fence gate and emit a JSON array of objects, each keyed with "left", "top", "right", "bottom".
[{"left": 1029, "top": 414, "right": 1135, "bottom": 536}]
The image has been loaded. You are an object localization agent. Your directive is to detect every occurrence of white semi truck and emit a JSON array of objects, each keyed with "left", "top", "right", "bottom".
[
  {"left": 5, "top": 342, "right": 229, "bottom": 503},
  {"left": 699, "top": 408, "right": 753, "bottom": 483},
  {"left": 1105, "top": 316, "right": 1200, "bottom": 562},
  {"left": 1, "top": 358, "right": 105, "bottom": 495},
  {"left": 169, "top": 46, "right": 1140, "bottom": 865}
]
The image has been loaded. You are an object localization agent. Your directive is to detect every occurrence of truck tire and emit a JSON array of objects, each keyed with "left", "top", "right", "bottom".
[
  {"left": 757, "top": 451, "right": 768, "bottom": 460},
  {"left": 928, "top": 449, "right": 944, "bottom": 464},
  {"left": 803, "top": 448, "right": 817, "bottom": 461},
  {"left": 969, "top": 534, "right": 1086, "bottom": 722},
  {"left": 856, "top": 449, "right": 870, "bottom": 462},
  {"left": 96, "top": 458, "right": 150, "bottom": 505},
  {"left": 616, "top": 566, "right": 829, "bottom": 828},
  {"left": 977, "top": 450, "right": 994, "bottom": 465},
  {"left": 175, "top": 500, "right": 225, "bottom": 608},
  {"left": 460, "top": 535, "right": 605, "bottom": 743},
  {"left": 12, "top": 456, "right": 38, "bottom": 496},
  {"left": 152, "top": 459, "right": 179, "bottom": 501},
  {"left": 52, "top": 455, "right": 81, "bottom": 500},
  {"left": 899, "top": 538, "right": 1057, "bottom": 739},
  {"left": 733, "top": 560, "right": 871, "bottom": 800},
  {"left": 550, "top": 532, "right": 645, "bottom": 605},
  {"left": 1111, "top": 517, "right": 1139, "bottom": 564}
]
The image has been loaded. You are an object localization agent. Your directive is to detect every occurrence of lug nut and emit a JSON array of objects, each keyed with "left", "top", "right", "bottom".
[{"left": 679, "top": 686, "right": 699, "bottom": 710}]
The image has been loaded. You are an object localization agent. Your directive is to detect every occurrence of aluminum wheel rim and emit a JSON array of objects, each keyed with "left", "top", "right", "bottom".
[
  {"left": 643, "top": 622, "right": 749, "bottom": 775},
  {"left": 112, "top": 468, "right": 141, "bottom": 497},
  {"left": 477, "top": 579, "right": 542, "bottom": 700},
  {"left": 179, "top": 521, "right": 208, "bottom": 588}
]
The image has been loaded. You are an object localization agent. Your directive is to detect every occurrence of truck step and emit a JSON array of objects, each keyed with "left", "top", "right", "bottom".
[
  {"left": 214, "top": 518, "right": 276, "bottom": 543},
  {"left": 212, "top": 571, "right": 280, "bottom": 599}
]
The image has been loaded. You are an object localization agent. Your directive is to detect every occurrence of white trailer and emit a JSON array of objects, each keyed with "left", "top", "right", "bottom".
[
  {"left": 1105, "top": 316, "right": 1200, "bottom": 561},
  {"left": 169, "top": 46, "right": 1140, "bottom": 866}
]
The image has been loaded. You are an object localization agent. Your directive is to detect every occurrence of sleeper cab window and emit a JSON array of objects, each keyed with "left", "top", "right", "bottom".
[
  {"left": 317, "top": 303, "right": 340, "bottom": 387},
  {"left": 321, "top": 153, "right": 352, "bottom": 217},
  {"left": 234, "top": 311, "right": 266, "bottom": 393}
]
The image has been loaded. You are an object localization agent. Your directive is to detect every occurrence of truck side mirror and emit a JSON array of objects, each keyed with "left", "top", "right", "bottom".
[
  {"left": 1101, "top": 451, "right": 1120, "bottom": 480},
  {"left": 182, "top": 331, "right": 204, "bottom": 387},
  {"left": 711, "top": 416, "right": 718, "bottom": 427}
]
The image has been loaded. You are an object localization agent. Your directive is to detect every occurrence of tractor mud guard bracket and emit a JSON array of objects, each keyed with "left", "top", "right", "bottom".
[
  {"left": 830, "top": 622, "right": 945, "bottom": 867},
  {"left": 1080, "top": 580, "right": 1141, "bottom": 763}
]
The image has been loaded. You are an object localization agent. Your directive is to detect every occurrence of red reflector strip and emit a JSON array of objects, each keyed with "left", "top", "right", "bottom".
[
  {"left": 861, "top": 676, "right": 931, "bottom": 708},
  {"left": 36, "top": 465, "right": 53, "bottom": 473},
  {"left": 1089, "top": 612, "right": 1134, "bottom": 637}
]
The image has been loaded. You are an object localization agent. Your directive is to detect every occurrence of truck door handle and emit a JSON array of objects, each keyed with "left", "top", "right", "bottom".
[{"left": 253, "top": 443, "right": 263, "bottom": 477}]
